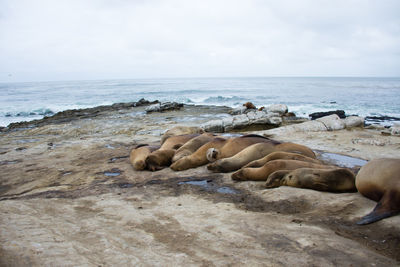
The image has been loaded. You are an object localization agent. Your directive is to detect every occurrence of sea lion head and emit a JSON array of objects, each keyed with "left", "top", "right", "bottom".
[
  {"left": 133, "top": 160, "right": 147, "bottom": 171},
  {"left": 170, "top": 157, "right": 187, "bottom": 171},
  {"left": 265, "top": 170, "right": 290, "bottom": 188},
  {"left": 207, "top": 161, "right": 223, "bottom": 172},
  {"left": 145, "top": 149, "right": 175, "bottom": 172},
  {"left": 231, "top": 169, "right": 248, "bottom": 181},
  {"left": 206, "top": 148, "right": 219, "bottom": 162}
]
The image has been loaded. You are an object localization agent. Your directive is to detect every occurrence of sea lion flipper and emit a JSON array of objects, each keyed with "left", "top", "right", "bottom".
[
  {"left": 357, "top": 194, "right": 400, "bottom": 225},
  {"left": 356, "top": 204, "right": 396, "bottom": 225}
]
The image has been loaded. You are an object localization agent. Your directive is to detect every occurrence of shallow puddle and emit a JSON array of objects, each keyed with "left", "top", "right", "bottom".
[
  {"left": 318, "top": 152, "right": 368, "bottom": 168},
  {"left": 217, "top": 187, "right": 238, "bottom": 194},
  {"left": 178, "top": 179, "right": 238, "bottom": 194},
  {"left": 103, "top": 168, "right": 122, "bottom": 177},
  {"left": 0, "top": 160, "right": 22, "bottom": 165},
  {"left": 104, "top": 172, "right": 121, "bottom": 177},
  {"left": 16, "top": 139, "right": 40, "bottom": 144}
]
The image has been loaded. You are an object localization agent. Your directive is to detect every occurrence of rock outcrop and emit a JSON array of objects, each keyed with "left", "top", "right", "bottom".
[
  {"left": 202, "top": 110, "right": 283, "bottom": 133},
  {"left": 145, "top": 102, "right": 184, "bottom": 113},
  {"left": 261, "top": 114, "right": 364, "bottom": 136}
]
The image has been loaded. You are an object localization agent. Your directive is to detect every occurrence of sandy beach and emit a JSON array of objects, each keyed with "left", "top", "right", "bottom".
[{"left": 0, "top": 102, "right": 399, "bottom": 266}]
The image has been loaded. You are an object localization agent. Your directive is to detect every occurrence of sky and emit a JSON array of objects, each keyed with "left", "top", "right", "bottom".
[{"left": 1, "top": 0, "right": 400, "bottom": 82}]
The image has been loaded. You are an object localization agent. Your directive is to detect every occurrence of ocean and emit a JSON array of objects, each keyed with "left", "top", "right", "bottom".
[{"left": 1, "top": 77, "right": 399, "bottom": 127}]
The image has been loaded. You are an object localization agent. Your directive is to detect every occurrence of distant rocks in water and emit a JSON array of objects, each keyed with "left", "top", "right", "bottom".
[
  {"left": 309, "top": 110, "right": 346, "bottom": 120},
  {"left": 145, "top": 102, "right": 184, "bottom": 113},
  {"left": 365, "top": 115, "right": 400, "bottom": 125}
]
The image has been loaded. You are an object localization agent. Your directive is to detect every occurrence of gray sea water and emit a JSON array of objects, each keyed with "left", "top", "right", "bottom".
[{"left": 1, "top": 77, "right": 399, "bottom": 127}]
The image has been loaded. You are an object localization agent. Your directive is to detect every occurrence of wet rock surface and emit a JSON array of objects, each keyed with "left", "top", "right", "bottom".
[{"left": 0, "top": 103, "right": 399, "bottom": 266}]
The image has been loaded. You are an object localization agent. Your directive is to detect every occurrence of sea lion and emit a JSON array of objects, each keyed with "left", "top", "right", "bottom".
[
  {"left": 146, "top": 134, "right": 199, "bottom": 171},
  {"left": 207, "top": 144, "right": 316, "bottom": 173},
  {"left": 244, "top": 151, "right": 320, "bottom": 169},
  {"left": 355, "top": 158, "right": 400, "bottom": 225},
  {"left": 231, "top": 159, "right": 334, "bottom": 181},
  {"left": 265, "top": 167, "right": 356, "bottom": 192},
  {"left": 161, "top": 126, "right": 204, "bottom": 144},
  {"left": 170, "top": 134, "right": 272, "bottom": 171},
  {"left": 243, "top": 102, "right": 256, "bottom": 109},
  {"left": 172, "top": 133, "right": 216, "bottom": 163},
  {"left": 129, "top": 144, "right": 160, "bottom": 170}
]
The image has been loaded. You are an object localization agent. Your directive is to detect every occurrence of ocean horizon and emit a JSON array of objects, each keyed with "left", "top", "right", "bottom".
[{"left": 1, "top": 76, "right": 400, "bottom": 127}]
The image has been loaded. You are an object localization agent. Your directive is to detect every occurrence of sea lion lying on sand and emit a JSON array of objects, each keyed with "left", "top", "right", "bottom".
[
  {"left": 130, "top": 144, "right": 160, "bottom": 170},
  {"left": 265, "top": 167, "right": 356, "bottom": 192},
  {"left": 172, "top": 133, "right": 216, "bottom": 163},
  {"left": 355, "top": 158, "right": 400, "bottom": 225},
  {"left": 232, "top": 159, "right": 334, "bottom": 181},
  {"left": 161, "top": 126, "right": 204, "bottom": 144},
  {"left": 170, "top": 134, "right": 273, "bottom": 171},
  {"left": 207, "top": 143, "right": 316, "bottom": 173},
  {"left": 244, "top": 151, "right": 320, "bottom": 168},
  {"left": 146, "top": 134, "right": 199, "bottom": 171}
]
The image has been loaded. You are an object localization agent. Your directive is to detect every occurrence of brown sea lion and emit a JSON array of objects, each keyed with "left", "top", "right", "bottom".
[
  {"left": 146, "top": 134, "right": 199, "bottom": 171},
  {"left": 243, "top": 102, "right": 256, "bottom": 109},
  {"left": 207, "top": 144, "right": 316, "bottom": 173},
  {"left": 244, "top": 151, "right": 320, "bottom": 169},
  {"left": 161, "top": 126, "right": 204, "bottom": 144},
  {"left": 172, "top": 133, "right": 216, "bottom": 163},
  {"left": 129, "top": 144, "right": 160, "bottom": 170},
  {"left": 355, "top": 158, "right": 400, "bottom": 225},
  {"left": 231, "top": 159, "right": 334, "bottom": 181},
  {"left": 265, "top": 167, "right": 356, "bottom": 192},
  {"left": 170, "top": 134, "right": 272, "bottom": 171}
]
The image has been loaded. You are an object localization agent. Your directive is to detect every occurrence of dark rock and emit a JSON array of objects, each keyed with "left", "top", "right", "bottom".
[
  {"left": 309, "top": 110, "right": 346, "bottom": 120},
  {"left": 365, "top": 116, "right": 400, "bottom": 124}
]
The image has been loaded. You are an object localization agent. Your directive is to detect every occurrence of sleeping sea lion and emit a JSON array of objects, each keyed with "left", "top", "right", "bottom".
[
  {"left": 244, "top": 151, "right": 320, "bottom": 169},
  {"left": 146, "top": 134, "right": 199, "bottom": 171},
  {"left": 355, "top": 158, "right": 400, "bottom": 225},
  {"left": 130, "top": 144, "right": 160, "bottom": 170},
  {"left": 170, "top": 134, "right": 272, "bottom": 171},
  {"left": 172, "top": 133, "right": 216, "bottom": 163},
  {"left": 161, "top": 126, "right": 204, "bottom": 144},
  {"left": 231, "top": 159, "right": 334, "bottom": 181},
  {"left": 207, "top": 143, "right": 316, "bottom": 173},
  {"left": 265, "top": 167, "right": 356, "bottom": 192}
]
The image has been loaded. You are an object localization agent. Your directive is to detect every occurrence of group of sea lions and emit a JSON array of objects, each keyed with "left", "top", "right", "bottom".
[{"left": 130, "top": 127, "right": 400, "bottom": 225}]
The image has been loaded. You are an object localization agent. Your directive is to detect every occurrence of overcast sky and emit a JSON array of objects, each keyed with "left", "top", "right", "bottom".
[{"left": 1, "top": 0, "right": 399, "bottom": 82}]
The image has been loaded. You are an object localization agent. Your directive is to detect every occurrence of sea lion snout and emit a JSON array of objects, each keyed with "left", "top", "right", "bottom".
[
  {"left": 265, "top": 170, "right": 288, "bottom": 188},
  {"left": 134, "top": 160, "right": 146, "bottom": 171},
  {"left": 231, "top": 170, "right": 247, "bottom": 181}
]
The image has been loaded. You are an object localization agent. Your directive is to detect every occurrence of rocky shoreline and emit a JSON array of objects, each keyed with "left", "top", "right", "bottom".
[{"left": 1, "top": 99, "right": 399, "bottom": 266}]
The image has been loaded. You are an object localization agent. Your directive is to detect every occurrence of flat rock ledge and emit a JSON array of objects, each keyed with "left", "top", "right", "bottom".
[
  {"left": 260, "top": 114, "right": 365, "bottom": 136},
  {"left": 3, "top": 98, "right": 158, "bottom": 132}
]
